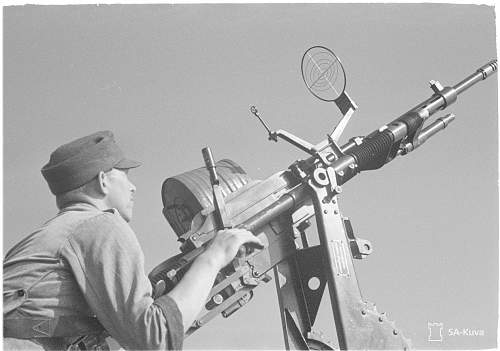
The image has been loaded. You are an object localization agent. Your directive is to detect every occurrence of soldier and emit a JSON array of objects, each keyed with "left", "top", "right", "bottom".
[{"left": 3, "top": 131, "right": 263, "bottom": 350}]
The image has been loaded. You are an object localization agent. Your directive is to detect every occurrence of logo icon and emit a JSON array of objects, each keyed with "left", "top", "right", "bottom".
[{"left": 428, "top": 322, "right": 443, "bottom": 342}]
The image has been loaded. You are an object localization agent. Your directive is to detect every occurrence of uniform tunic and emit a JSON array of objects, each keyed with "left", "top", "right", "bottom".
[{"left": 3, "top": 202, "right": 183, "bottom": 350}]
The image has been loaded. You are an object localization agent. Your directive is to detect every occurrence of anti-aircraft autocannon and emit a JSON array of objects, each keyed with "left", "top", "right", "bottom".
[{"left": 150, "top": 47, "right": 497, "bottom": 350}]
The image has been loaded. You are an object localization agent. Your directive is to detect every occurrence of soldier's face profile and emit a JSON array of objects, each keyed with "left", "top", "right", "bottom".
[{"left": 104, "top": 168, "right": 136, "bottom": 222}]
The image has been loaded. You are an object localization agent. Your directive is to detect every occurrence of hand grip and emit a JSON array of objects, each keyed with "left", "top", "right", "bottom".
[{"left": 202, "top": 147, "right": 219, "bottom": 185}]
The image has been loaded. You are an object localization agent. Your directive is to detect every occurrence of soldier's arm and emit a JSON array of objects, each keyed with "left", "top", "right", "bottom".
[{"left": 167, "top": 228, "right": 263, "bottom": 331}]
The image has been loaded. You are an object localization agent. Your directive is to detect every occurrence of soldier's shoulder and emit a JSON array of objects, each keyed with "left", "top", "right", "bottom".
[
  {"left": 72, "top": 208, "right": 130, "bottom": 236},
  {"left": 64, "top": 211, "right": 133, "bottom": 250}
]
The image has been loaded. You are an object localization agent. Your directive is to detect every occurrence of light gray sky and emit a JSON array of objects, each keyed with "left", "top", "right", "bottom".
[{"left": 3, "top": 4, "right": 498, "bottom": 350}]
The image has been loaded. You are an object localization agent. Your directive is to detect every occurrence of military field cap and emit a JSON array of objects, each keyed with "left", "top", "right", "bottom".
[{"left": 41, "top": 130, "right": 141, "bottom": 195}]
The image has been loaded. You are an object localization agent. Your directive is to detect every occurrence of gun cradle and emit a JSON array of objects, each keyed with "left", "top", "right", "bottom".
[{"left": 149, "top": 160, "right": 410, "bottom": 349}]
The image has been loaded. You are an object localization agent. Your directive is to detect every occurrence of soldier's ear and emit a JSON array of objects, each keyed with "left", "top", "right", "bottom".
[{"left": 96, "top": 171, "right": 109, "bottom": 195}]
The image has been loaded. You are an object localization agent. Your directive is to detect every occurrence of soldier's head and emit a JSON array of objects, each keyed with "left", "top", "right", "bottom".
[{"left": 41, "top": 131, "right": 141, "bottom": 222}]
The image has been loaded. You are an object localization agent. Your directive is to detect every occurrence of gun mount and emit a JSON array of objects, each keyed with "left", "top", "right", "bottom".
[{"left": 150, "top": 48, "right": 497, "bottom": 350}]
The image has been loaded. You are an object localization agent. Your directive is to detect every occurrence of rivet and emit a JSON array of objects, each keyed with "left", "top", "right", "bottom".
[
  {"left": 166, "top": 269, "right": 176, "bottom": 279},
  {"left": 212, "top": 294, "right": 223, "bottom": 305}
]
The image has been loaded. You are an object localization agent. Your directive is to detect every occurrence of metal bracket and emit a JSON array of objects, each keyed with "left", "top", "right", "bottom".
[
  {"left": 250, "top": 105, "right": 317, "bottom": 156},
  {"left": 350, "top": 238, "right": 372, "bottom": 259},
  {"left": 271, "top": 129, "right": 317, "bottom": 155},
  {"left": 331, "top": 91, "right": 358, "bottom": 142},
  {"left": 343, "top": 218, "right": 372, "bottom": 259}
]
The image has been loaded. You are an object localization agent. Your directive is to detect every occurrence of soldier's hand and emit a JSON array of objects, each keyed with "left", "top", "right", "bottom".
[{"left": 202, "top": 228, "right": 264, "bottom": 270}]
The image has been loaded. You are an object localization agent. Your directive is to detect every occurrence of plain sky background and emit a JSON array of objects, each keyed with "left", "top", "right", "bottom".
[{"left": 3, "top": 3, "right": 498, "bottom": 350}]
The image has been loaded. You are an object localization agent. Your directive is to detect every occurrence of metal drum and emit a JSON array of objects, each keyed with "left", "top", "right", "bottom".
[{"left": 162, "top": 159, "right": 252, "bottom": 236}]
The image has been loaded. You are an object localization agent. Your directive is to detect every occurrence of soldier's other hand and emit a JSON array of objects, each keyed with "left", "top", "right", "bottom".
[{"left": 203, "top": 228, "right": 264, "bottom": 270}]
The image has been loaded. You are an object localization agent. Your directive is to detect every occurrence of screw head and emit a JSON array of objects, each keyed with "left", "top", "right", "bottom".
[
  {"left": 212, "top": 294, "right": 224, "bottom": 305},
  {"left": 166, "top": 269, "right": 176, "bottom": 279}
]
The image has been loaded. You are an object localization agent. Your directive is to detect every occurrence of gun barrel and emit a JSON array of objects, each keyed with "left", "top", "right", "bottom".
[
  {"left": 407, "top": 60, "right": 498, "bottom": 117},
  {"left": 339, "top": 60, "right": 497, "bottom": 173},
  {"left": 238, "top": 184, "right": 307, "bottom": 232},
  {"left": 454, "top": 60, "right": 498, "bottom": 95}
]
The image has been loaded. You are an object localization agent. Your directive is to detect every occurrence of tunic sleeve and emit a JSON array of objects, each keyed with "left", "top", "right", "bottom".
[{"left": 60, "top": 212, "right": 184, "bottom": 350}]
